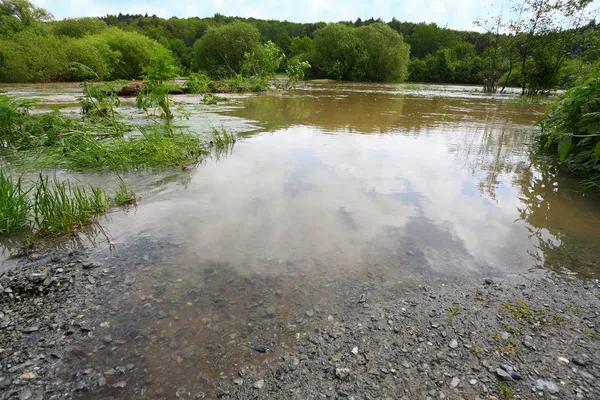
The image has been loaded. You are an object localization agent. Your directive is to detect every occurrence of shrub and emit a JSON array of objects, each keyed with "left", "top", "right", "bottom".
[{"left": 538, "top": 66, "right": 600, "bottom": 189}]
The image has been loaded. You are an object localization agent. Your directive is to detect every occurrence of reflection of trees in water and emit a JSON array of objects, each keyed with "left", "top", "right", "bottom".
[
  {"left": 228, "top": 91, "right": 537, "bottom": 134},
  {"left": 514, "top": 159, "right": 600, "bottom": 277},
  {"left": 448, "top": 109, "right": 537, "bottom": 201}
]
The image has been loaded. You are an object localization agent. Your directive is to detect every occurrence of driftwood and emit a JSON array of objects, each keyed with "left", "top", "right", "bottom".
[
  {"left": 116, "top": 84, "right": 188, "bottom": 97},
  {"left": 116, "top": 84, "right": 142, "bottom": 97}
]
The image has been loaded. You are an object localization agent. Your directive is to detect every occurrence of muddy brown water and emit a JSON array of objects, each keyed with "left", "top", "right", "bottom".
[{"left": 1, "top": 81, "right": 599, "bottom": 398}]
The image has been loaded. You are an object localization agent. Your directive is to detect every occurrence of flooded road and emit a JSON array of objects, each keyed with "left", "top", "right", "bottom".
[{"left": 1, "top": 82, "right": 599, "bottom": 398}]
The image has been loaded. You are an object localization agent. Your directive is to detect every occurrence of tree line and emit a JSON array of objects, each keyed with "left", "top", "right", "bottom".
[{"left": 0, "top": 0, "right": 598, "bottom": 93}]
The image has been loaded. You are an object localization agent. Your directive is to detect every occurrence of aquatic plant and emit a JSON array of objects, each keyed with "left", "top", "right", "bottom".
[
  {"left": 0, "top": 169, "right": 29, "bottom": 234},
  {"left": 39, "top": 126, "right": 206, "bottom": 171},
  {"left": 538, "top": 66, "right": 600, "bottom": 190},
  {"left": 31, "top": 174, "right": 109, "bottom": 236},
  {"left": 113, "top": 177, "right": 137, "bottom": 206},
  {"left": 80, "top": 81, "right": 124, "bottom": 126},
  {"left": 0, "top": 94, "right": 79, "bottom": 149},
  {"left": 185, "top": 71, "right": 214, "bottom": 94},
  {"left": 137, "top": 46, "right": 180, "bottom": 122}
]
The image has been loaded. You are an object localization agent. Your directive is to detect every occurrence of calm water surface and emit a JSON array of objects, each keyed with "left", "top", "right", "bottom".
[{"left": 1, "top": 82, "right": 599, "bottom": 397}]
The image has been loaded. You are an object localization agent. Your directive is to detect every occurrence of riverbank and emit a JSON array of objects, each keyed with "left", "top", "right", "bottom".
[{"left": 1, "top": 245, "right": 598, "bottom": 399}]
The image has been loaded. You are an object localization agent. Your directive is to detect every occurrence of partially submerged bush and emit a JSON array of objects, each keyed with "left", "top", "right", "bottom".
[
  {"left": 538, "top": 66, "right": 600, "bottom": 189},
  {"left": 0, "top": 94, "right": 77, "bottom": 149}
]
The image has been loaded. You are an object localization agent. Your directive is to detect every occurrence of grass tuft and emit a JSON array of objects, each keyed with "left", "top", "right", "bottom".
[
  {"left": 113, "top": 177, "right": 138, "bottom": 206},
  {"left": 32, "top": 174, "right": 109, "bottom": 237},
  {"left": 0, "top": 169, "right": 30, "bottom": 234}
]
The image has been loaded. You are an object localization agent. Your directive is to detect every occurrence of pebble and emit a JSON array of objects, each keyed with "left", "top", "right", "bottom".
[
  {"left": 233, "top": 378, "right": 243, "bottom": 385},
  {"left": 450, "top": 377, "right": 460, "bottom": 388},
  {"left": 351, "top": 346, "right": 358, "bottom": 355},
  {"left": 448, "top": 339, "right": 458, "bottom": 349},
  {"left": 572, "top": 356, "right": 587, "bottom": 366},
  {"left": 335, "top": 368, "right": 351, "bottom": 381},
  {"left": 535, "top": 379, "right": 560, "bottom": 394},
  {"left": 496, "top": 368, "right": 513, "bottom": 381},
  {"left": 469, "top": 379, "right": 477, "bottom": 385},
  {"left": 252, "top": 379, "right": 264, "bottom": 389}
]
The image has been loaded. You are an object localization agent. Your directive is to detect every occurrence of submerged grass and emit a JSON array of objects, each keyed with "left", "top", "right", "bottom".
[
  {"left": 0, "top": 169, "right": 29, "bottom": 234},
  {"left": 113, "top": 177, "right": 138, "bottom": 206},
  {"left": 36, "top": 127, "right": 211, "bottom": 171}
]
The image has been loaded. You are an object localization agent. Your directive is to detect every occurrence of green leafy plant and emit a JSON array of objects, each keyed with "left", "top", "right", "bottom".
[
  {"left": 137, "top": 46, "right": 180, "bottom": 122},
  {"left": 499, "top": 383, "right": 513, "bottom": 399},
  {"left": 538, "top": 66, "right": 600, "bottom": 190},
  {"left": 281, "top": 59, "right": 311, "bottom": 90},
  {"left": 80, "top": 81, "right": 125, "bottom": 134}
]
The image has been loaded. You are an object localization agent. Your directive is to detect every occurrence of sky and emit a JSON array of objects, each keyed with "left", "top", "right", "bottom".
[{"left": 33, "top": 0, "right": 500, "bottom": 31}]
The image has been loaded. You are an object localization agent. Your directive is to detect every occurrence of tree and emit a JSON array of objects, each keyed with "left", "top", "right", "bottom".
[
  {"left": 406, "top": 22, "right": 456, "bottom": 59},
  {"left": 0, "top": 0, "right": 52, "bottom": 32},
  {"left": 192, "top": 21, "right": 262, "bottom": 78},
  {"left": 309, "top": 23, "right": 369, "bottom": 81},
  {"left": 356, "top": 23, "right": 410, "bottom": 82},
  {"left": 511, "top": 0, "right": 594, "bottom": 94},
  {"left": 52, "top": 17, "right": 107, "bottom": 38}
]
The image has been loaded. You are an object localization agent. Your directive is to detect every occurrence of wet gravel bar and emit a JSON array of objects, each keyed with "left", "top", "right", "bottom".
[{"left": 0, "top": 247, "right": 598, "bottom": 400}]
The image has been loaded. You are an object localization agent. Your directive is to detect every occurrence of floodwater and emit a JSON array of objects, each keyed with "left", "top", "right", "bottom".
[{"left": 1, "top": 81, "right": 599, "bottom": 398}]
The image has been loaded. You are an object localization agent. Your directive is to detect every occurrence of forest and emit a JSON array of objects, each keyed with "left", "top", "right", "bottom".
[{"left": 0, "top": 0, "right": 598, "bottom": 94}]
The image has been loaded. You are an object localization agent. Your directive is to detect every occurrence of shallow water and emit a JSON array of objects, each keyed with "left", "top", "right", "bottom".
[{"left": 1, "top": 81, "right": 599, "bottom": 397}]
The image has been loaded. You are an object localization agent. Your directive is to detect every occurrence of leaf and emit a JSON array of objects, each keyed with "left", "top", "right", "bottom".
[
  {"left": 558, "top": 135, "right": 572, "bottom": 162},
  {"left": 594, "top": 142, "right": 600, "bottom": 164}
]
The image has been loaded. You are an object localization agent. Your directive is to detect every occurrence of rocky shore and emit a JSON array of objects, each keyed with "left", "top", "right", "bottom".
[{"left": 1, "top": 247, "right": 598, "bottom": 400}]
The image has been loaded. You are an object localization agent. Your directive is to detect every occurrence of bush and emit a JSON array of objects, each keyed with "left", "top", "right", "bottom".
[
  {"left": 192, "top": 21, "right": 262, "bottom": 78},
  {"left": 308, "top": 23, "right": 410, "bottom": 82},
  {"left": 538, "top": 66, "right": 600, "bottom": 188},
  {"left": 97, "top": 27, "right": 163, "bottom": 79}
]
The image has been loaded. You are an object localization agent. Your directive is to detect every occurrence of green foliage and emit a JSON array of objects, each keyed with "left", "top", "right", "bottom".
[
  {"left": 185, "top": 71, "right": 214, "bottom": 94},
  {"left": 241, "top": 40, "right": 284, "bottom": 79},
  {"left": 0, "top": 0, "right": 53, "bottom": 36},
  {"left": 0, "top": 94, "right": 77, "bottom": 149},
  {"left": 406, "top": 22, "right": 456, "bottom": 59},
  {"left": 0, "top": 30, "right": 68, "bottom": 82},
  {"left": 137, "top": 46, "right": 180, "bottom": 121},
  {"left": 80, "top": 81, "right": 127, "bottom": 135},
  {"left": 538, "top": 66, "right": 600, "bottom": 184},
  {"left": 283, "top": 59, "right": 311, "bottom": 90},
  {"left": 308, "top": 23, "right": 410, "bottom": 82},
  {"left": 38, "top": 127, "right": 204, "bottom": 171},
  {"left": 0, "top": 169, "right": 29, "bottom": 234},
  {"left": 356, "top": 23, "right": 410, "bottom": 82},
  {"left": 52, "top": 17, "right": 107, "bottom": 38},
  {"left": 97, "top": 27, "right": 162, "bottom": 79},
  {"left": 192, "top": 21, "right": 262, "bottom": 78},
  {"left": 215, "top": 75, "right": 269, "bottom": 93},
  {"left": 0, "top": 22, "right": 162, "bottom": 82}
]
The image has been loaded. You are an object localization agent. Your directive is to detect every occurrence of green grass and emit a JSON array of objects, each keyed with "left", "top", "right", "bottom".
[
  {"left": 32, "top": 174, "right": 109, "bottom": 237},
  {"left": 36, "top": 127, "right": 207, "bottom": 171},
  {"left": 0, "top": 169, "right": 29, "bottom": 234},
  {"left": 25, "top": 125, "right": 236, "bottom": 172},
  {"left": 0, "top": 171, "right": 137, "bottom": 241},
  {"left": 113, "top": 177, "right": 137, "bottom": 206}
]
